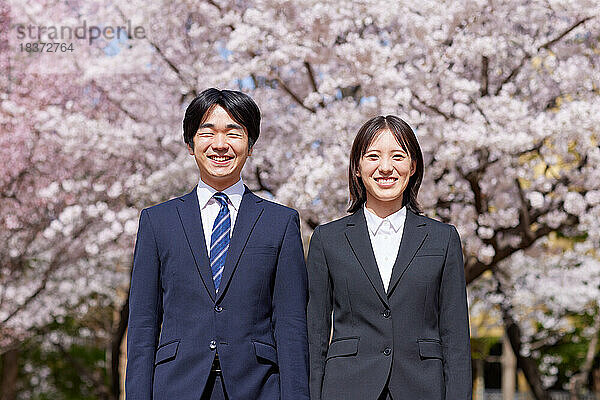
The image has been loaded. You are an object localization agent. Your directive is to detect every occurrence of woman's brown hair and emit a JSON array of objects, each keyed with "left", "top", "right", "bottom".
[{"left": 348, "top": 115, "right": 424, "bottom": 214}]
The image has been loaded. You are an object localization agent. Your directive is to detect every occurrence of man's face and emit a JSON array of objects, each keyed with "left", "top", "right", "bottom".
[{"left": 187, "top": 105, "right": 252, "bottom": 191}]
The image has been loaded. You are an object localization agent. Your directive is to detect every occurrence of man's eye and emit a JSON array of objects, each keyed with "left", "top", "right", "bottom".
[
  {"left": 227, "top": 132, "right": 243, "bottom": 138},
  {"left": 197, "top": 132, "right": 213, "bottom": 136}
]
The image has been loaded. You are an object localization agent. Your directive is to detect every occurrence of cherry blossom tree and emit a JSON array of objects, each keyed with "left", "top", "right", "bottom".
[
  {"left": 0, "top": 0, "right": 190, "bottom": 395},
  {"left": 2, "top": 0, "right": 599, "bottom": 398}
]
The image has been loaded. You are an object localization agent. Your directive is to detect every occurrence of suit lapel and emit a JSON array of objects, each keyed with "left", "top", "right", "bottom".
[
  {"left": 216, "top": 186, "right": 264, "bottom": 302},
  {"left": 345, "top": 209, "right": 389, "bottom": 306},
  {"left": 387, "top": 210, "right": 428, "bottom": 296},
  {"left": 176, "top": 187, "right": 215, "bottom": 301}
]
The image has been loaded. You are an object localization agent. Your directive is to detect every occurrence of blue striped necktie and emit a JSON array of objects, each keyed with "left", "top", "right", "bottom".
[{"left": 210, "top": 192, "right": 230, "bottom": 292}]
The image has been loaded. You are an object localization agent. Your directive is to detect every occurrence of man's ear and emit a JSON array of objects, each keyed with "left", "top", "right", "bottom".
[
  {"left": 187, "top": 143, "right": 194, "bottom": 155},
  {"left": 248, "top": 146, "right": 253, "bottom": 156}
]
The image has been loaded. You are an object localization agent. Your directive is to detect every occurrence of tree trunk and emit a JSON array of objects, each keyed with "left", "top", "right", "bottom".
[
  {"left": 473, "top": 358, "right": 485, "bottom": 400},
  {"left": 503, "top": 312, "right": 550, "bottom": 400},
  {"left": 111, "top": 295, "right": 129, "bottom": 400},
  {"left": 592, "top": 368, "right": 600, "bottom": 394},
  {"left": 568, "top": 313, "right": 600, "bottom": 400},
  {"left": 502, "top": 333, "right": 517, "bottom": 400},
  {"left": 1, "top": 347, "right": 19, "bottom": 400}
]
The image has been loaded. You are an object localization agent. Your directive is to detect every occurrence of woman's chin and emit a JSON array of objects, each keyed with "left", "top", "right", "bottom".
[{"left": 367, "top": 192, "right": 404, "bottom": 206}]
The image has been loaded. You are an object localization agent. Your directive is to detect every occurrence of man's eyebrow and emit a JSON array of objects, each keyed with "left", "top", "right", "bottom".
[
  {"left": 226, "top": 123, "right": 244, "bottom": 130},
  {"left": 197, "top": 123, "right": 244, "bottom": 130}
]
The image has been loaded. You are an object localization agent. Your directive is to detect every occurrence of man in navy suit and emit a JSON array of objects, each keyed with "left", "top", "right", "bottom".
[{"left": 126, "top": 88, "right": 309, "bottom": 400}]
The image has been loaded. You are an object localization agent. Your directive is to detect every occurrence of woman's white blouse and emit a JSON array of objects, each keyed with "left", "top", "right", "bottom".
[{"left": 363, "top": 205, "right": 407, "bottom": 292}]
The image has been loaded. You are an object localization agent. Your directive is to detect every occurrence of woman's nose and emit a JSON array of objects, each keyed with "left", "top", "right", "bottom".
[{"left": 378, "top": 157, "right": 393, "bottom": 173}]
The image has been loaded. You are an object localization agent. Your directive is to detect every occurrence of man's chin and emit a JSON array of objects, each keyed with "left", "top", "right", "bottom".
[
  {"left": 203, "top": 173, "right": 241, "bottom": 188},
  {"left": 207, "top": 168, "right": 235, "bottom": 177}
]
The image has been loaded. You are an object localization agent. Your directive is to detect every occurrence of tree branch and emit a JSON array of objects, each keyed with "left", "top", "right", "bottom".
[
  {"left": 306, "top": 218, "right": 319, "bottom": 230},
  {"left": 206, "top": 0, "right": 222, "bottom": 12},
  {"left": 465, "top": 214, "right": 578, "bottom": 283},
  {"left": 90, "top": 80, "right": 140, "bottom": 123},
  {"left": 1, "top": 224, "right": 90, "bottom": 325},
  {"left": 1, "top": 265, "right": 54, "bottom": 325},
  {"left": 304, "top": 61, "right": 319, "bottom": 93},
  {"left": 253, "top": 166, "right": 274, "bottom": 194},
  {"left": 480, "top": 55, "right": 489, "bottom": 96},
  {"left": 515, "top": 178, "right": 535, "bottom": 242},
  {"left": 412, "top": 92, "right": 452, "bottom": 121},
  {"left": 304, "top": 61, "right": 325, "bottom": 108},
  {"left": 494, "top": 16, "right": 593, "bottom": 96},
  {"left": 274, "top": 76, "right": 316, "bottom": 113},
  {"left": 471, "top": 98, "right": 492, "bottom": 126},
  {"left": 114, "top": 6, "right": 196, "bottom": 95}
]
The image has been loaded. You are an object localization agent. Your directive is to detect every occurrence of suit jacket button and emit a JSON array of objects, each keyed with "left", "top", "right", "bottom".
[
  {"left": 382, "top": 309, "right": 391, "bottom": 318},
  {"left": 383, "top": 348, "right": 392, "bottom": 356},
  {"left": 215, "top": 305, "right": 223, "bottom": 312},
  {"left": 209, "top": 340, "right": 217, "bottom": 350}
]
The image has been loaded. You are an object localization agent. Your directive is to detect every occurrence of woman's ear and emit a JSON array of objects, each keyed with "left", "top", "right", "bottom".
[
  {"left": 410, "top": 160, "right": 416, "bottom": 176},
  {"left": 187, "top": 143, "right": 194, "bottom": 155}
]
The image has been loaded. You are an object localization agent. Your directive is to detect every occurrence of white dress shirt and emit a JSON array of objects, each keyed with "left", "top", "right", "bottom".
[
  {"left": 363, "top": 205, "right": 407, "bottom": 292},
  {"left": 196, "top": 178, "right": 245, "bottom": 253}
]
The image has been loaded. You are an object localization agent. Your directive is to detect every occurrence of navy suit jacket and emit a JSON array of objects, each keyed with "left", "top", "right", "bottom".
[
  {"left": 126, "top": 186, "right": 310, "bottom": 400},
  {"left": 307, "top": 209, "right": 471, "bottom": 400}
]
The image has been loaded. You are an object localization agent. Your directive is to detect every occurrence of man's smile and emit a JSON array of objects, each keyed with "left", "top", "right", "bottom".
[{"left": 208, "top": 154, "right": 234, "bottom": 164}]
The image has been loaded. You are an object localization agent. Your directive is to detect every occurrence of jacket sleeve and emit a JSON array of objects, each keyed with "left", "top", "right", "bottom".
[
  {"left": 440, "top": 225, "right": 472, "bottom": 400},
  {"left": 126, "top": 209, "right": 163, "bottom": 400},
  {"left": 272, "top": 211, "right": 310, "bottom": 400},
  {"left": 306, "top": 226, "right": 333, "bottom": 400}
]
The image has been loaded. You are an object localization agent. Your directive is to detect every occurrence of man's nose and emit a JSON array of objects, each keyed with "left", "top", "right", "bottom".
[{"left": 212, "top": 134, "right": 228, "bottom": 149}]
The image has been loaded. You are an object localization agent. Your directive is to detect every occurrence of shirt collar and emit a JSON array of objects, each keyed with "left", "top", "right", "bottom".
[
  {"left": 196, "top": 177, "right": 245, "bottom": 211},
  {"left": 363, "top": 205, "right": 406, "bottom": 235}
]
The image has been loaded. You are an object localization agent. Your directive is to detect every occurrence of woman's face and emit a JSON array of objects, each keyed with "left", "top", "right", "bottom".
[{"left": 358, "top": 129, "right": 415, "bottom": 209}]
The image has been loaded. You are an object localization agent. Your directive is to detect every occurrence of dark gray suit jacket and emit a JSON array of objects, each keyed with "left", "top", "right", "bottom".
[{"left": 307, "top": 208, "right": 471, "bottom": 400}]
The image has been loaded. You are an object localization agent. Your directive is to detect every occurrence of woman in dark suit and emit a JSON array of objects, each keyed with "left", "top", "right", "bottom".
[{"left": 307, "top": 115, "right": 471, "bottom": 400}]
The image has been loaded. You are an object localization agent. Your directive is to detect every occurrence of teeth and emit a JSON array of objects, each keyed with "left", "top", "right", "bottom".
[
  {"left": 210, "top": 156, "right": 231, "bottom": 161},
  {"left": 376, "top": 178, "right": 396, "bottom": 184}
]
